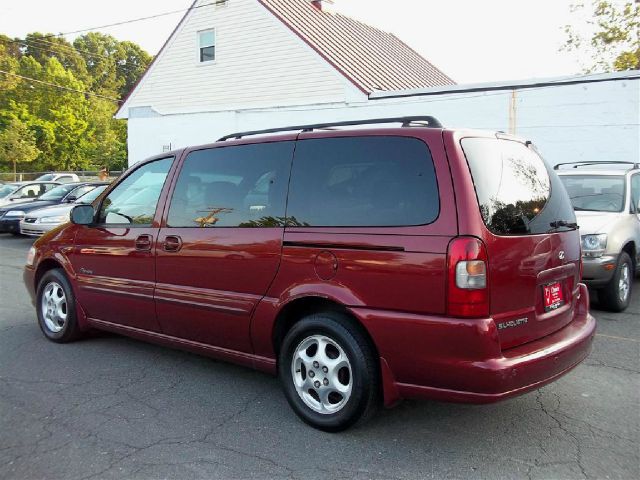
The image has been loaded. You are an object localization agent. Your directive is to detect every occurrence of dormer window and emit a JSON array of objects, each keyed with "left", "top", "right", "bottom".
[{"left": 198, "top": 29, "right": 216, "bottom": 63}]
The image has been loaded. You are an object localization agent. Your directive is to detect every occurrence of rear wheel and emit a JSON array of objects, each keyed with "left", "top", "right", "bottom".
[
  {"left": 36, "top": 269, "right": 82, "bottom": 343},
  {"left": 278, "top": 313, "right": 379, "bottom": 431},
  {"left": 599, "top": 252, "right": 632, "bottom": 312}
]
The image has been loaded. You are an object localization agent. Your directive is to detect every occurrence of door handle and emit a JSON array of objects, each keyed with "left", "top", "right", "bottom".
[
  {"left": 163, "top": 235, "right": 183, "bottom": 252},
  {"left": 135, "top": 234, "right": 153, "bottom": 252}
]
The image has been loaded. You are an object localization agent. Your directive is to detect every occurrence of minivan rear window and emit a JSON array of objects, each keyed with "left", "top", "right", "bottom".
[
  {"left": 462, "top": 138, "right": 574, "bottom": 235},
  {"left": 287, "top": 136, "right": 439, "bottom": 227}
]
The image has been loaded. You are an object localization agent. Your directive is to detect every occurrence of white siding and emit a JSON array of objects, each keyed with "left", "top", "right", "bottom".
[{"left": 118, "top": 0, "right": 357, "bottom": 117}]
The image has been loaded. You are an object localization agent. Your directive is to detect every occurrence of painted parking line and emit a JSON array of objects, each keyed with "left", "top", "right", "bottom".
[{"left": 596, "top": 333, "right": 640, "bottom": 343}]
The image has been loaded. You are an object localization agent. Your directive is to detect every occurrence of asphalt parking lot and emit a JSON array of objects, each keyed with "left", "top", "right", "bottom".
[{"left": 0, "top": 235, "right": 638, "bottom": 480}]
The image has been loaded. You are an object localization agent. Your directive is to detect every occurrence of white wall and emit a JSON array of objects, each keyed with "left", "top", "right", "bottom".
[
  {"left": 127, "top": 75, "right": 640, "bottom": 167},
  {"left": 118, "top": 0, "right": 359, "bottom": 117}
]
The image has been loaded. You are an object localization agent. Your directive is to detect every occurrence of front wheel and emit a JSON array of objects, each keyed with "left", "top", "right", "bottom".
[
  {"left": 278, "top": 313, "right": 379, "bottom": 432},
  {"left": 599, "top": 252, "right": 633, "bottom": 312},
  {"left": 36, "top": 269, "right": 82, "bottom": 343}
]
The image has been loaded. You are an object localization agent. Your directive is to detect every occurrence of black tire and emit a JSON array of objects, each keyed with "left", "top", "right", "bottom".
[
  {"left": 278, "top": 312, "right": 380, "bottom": 432},
  {"left": 599, "top": 252, "right": 633, "bottom": 312},
  {"left": 36, "top": 269, "right": 82, "bottom": 343}
]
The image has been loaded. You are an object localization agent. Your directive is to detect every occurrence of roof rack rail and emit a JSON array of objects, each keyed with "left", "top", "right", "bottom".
[
  {"left": 553, "top": 161, "right": 640, "bottom": 171},
  {"left": 217, "top": 116, "right": 443, "bottom": 142}
]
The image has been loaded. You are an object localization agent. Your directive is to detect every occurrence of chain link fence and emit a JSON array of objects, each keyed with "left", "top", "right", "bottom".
[{"left": 0, "top": 170, "right": 123, "bottom": 183}]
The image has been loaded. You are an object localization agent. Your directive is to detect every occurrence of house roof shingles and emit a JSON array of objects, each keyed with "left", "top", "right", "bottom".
[{"left": 258, "top": 0, "right": 455, "bottom": 93}]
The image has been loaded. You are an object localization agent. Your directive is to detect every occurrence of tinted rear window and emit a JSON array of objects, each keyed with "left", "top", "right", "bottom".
[
  {"left": 287, "top": 136, "right": 439, "bottom": 227},
  {"left": 462, "top": 138, "right": 575, "bottom": 235}
]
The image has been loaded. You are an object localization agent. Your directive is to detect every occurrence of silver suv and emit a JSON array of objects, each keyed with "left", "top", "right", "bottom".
[{"left": 557, "top": 162, "right": 640, "bottom": 312}]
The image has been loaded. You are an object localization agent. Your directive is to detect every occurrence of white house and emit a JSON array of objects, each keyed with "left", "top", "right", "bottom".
[{"left": 116, "top": 0, "right": 640, "bottom": 166}]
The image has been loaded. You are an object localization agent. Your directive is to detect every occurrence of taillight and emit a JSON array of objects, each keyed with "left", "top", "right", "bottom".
[{"left": 447, "top": 236, "right": 489, "bottom": 318}]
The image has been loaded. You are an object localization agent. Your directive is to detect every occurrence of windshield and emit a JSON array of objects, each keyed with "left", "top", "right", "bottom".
[
  {"left": 0, "top": 184, "right": 19, "bottom": 199},
  {"left": 38, "top": 184, "right": 78, "bottom": 201},
  {"left": 37, "top": 174, "right": 55, "bottom": 181},
  {"left": 559, "top": 175, "right": 626, "bottom": 212},
  {"left": 76, "top": 185, "right": 107, "bottom": 204}
]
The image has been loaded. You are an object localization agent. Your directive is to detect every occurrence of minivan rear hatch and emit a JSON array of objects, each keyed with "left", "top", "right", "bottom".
[{"left": 461, "top": 137, "right": 581, "bottom": 350}]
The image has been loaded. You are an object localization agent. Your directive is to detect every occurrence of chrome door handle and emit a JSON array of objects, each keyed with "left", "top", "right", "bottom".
[
  {"left": 135, "top": 234, "right": 153, "bottom": 252},
  {"left": 163, "top": 235, "right": 183, "bottom": 252}
]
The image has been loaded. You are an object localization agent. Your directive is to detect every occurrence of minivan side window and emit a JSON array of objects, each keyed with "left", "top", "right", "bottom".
[
  {"left": 461, "top": 138, "right": 575, "bottom": 235},
  {"left": 167, "top": 142, "right": 294, "bottom": 228},
  {"left": 286, "top": 136, "right": 439, "bottom": 227},
  {"left": 97, "top": 157, "right": 173, "bottom": 226}
]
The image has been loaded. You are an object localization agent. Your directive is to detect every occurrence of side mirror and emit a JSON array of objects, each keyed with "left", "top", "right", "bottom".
[
  {"left": 65, "top": 196, "right": 77, "bottom": 203},
  {"left": 71, "top": 205, "right": 95, "bottom": 225}
]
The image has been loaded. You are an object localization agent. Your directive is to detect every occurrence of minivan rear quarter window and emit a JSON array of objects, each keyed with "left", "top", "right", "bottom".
[
  {"left": 462, "top": 138, "right": 574, "bottom": 235},
  {"left": 287, "top": 136, "right": 439, "bottom": 227}
]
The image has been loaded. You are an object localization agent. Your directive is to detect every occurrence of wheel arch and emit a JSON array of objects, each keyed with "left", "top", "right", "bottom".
[
  {"left": 34, "top": 258, "right": 65, "bottom": 291},
  {"left": 270, "top": 295, "right": 402, "bottom": 407},
  {"left": 621, "top": 241, "right": 636, "bottom": 271},
  {"left": 271, "top": 296, "right": 378, "bottom": 359}
]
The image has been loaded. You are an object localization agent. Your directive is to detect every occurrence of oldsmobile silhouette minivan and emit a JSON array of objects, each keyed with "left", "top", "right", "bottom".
[{"left": 24, "top": 117, "right": 596, "bottom": 431}]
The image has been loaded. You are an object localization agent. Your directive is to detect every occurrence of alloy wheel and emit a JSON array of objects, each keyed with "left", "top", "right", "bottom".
[
  {"left": 291, "top": 334, "right": 353, "bottom": 415},
  {"left": 618, "top": 263, "right": 630, "bottom": 303},
  {"left": 41, "top": 281, "right": 67, "bottom": 333}
]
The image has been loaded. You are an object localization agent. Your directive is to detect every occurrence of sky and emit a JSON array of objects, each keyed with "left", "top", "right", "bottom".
[{"left": 0, "top": 0, "right": 592, "bottom": 85}]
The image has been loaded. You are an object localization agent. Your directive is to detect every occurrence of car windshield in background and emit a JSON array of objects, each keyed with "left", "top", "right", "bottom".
[
  {"left": 37, "top": 184, "right": 78, "bottom": 201},
  {"left": 76, "top": 185, "right": 107, "bottom": 204},
  {"left": 36, "top": 174, "right": 55, "bottom": 181},
  {"left": 559, "top": 175, "right": 626, "bottom": 212},
  {"left": 0, "top": 184, "right": 19, "bottom": 198}
]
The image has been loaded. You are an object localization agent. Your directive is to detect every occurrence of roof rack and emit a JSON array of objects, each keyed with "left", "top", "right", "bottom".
[
  {"left": 554, "top": 161, "right": 640, "bottom": 171},
  {"left": 217, "top": 116, "right": 443, "bottom": 142}
]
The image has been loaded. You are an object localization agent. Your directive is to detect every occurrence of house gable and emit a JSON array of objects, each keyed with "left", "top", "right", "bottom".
[{"left": 116, "top": 0, "right": 362, "bottom": 119}]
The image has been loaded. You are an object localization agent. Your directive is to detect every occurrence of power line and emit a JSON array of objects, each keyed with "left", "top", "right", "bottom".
[
  {"left": 0, "top": 70, "right": 122, "bottom": 103},
  {"left": 3, "top": 38, "right": 150, "bottom": 76},
  {"left": 15, "top": 37, "right": 115, "bottom": 62},
  {"left": 40, "top": 1, "right": 220, "bottom": 39}
]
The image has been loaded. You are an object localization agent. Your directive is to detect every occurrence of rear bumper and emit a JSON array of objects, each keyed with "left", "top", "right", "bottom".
[{"left": 355, "top": 283, "right": 596, "bottom": 405}]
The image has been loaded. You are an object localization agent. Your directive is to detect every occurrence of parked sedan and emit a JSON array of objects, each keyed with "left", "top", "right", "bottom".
[
  {"left": 0, "top": 182, "right": 60, "bottom": 208},
  {"left": 0, "top": 183, "right": 105, "bottom": 234},
  {"left": 36, "top": 173, "right": 81, "bottom": 184},
  {"left": 20, "top": 184, "right": 109, "bottom": 236}
]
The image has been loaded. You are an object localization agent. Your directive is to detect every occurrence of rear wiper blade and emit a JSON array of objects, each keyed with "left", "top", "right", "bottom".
[{"left": 549, "top": 220, "right": 579, "bottom": 232}]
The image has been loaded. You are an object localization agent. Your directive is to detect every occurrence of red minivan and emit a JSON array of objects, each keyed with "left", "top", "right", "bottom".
[{"left": 24, "top": 117, "right": 596, "bottom": 431}]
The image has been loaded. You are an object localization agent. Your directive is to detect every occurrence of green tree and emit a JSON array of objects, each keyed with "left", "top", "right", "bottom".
[
  {"left": 22, "top": 33, "right": 89, "bottom": 81},
  {"left": 564, "top": 1, "right": 640, "bottom": 72},
  {"left": 0, "top": 117, "right": 40, "bottom": 176},
  {"left": 0, "top": 30, "right": 152, "bottom": 173},
  {"left": 116, "top": 41, "right": 152, "bottom": 98},
  {"left": 0, "top": 41, "right": 20, "bottom": 91},
  {"left": 73, "top": 32, "right": 123, "bottom": 96}
]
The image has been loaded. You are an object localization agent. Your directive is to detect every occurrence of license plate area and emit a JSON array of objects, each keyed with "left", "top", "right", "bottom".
[{"left": 543, "top": 282, "right": 565, "bottom": 312}]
